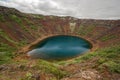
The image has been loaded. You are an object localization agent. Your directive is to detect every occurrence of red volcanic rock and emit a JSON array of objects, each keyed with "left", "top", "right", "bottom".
[{"left": 0, "top": 6, "right": 119, "bottom": 52}]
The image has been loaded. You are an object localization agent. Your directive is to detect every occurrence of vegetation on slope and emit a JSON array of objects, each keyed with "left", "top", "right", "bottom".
[
  {"left": 81, "top": 46, "right": 119, "bottom": 73},
  {"left": 0, "top": 44, "right": 119, "bottom": 80},
  {"left": 0, "top": 43, "right": 16, "bottom": 65},
  {"left": 58, "top": 45, "right": 120, "bottom": 79},
  {"left": 0, "top": 59, "right": 68, "bottom": 80},
  {"left": 0, "top": 6, "right": 120, "bottom": 80}
]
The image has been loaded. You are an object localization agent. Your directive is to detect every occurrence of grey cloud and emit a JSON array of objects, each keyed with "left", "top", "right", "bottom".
[{"left": 0, "top": 0, "right": 120, "bottom": 19}]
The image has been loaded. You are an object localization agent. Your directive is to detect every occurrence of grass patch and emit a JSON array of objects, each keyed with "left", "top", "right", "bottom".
[
  {"left": 10, "top": 14, "right": 22, "bottom": 23},
  {"left": 58, "top": 45, "right": 120, "bottom": 73},
  {"left": 0, "top": 14, "right": 5, "bottom": 22},
  {"left": 99, "top": 61, "right": 120, "bottom": 73},
  {"left": 17, "top": 40, "right": 28, "bottom": 47},
  {"left": 0, "top": 43, "right": 16, "bottom": 65},
  {"left": 100, "top": 34, "right": 117, "bottom": 41},
  {"left": 0, "top": 29, "right": 17, "bottom": 44},
  {"left": 15, "top": 59, "right": 68, "bottom": 80},
  {"left": 32, "top": 60, "right": 68, "bottom": 79},
  {"left": 78, "top": 25, "right": 95, "bottom": 36}
]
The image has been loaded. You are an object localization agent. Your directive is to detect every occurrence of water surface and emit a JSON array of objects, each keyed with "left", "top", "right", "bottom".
[{"left": 27, "top": 35, "right": 92, "bottom": 60}]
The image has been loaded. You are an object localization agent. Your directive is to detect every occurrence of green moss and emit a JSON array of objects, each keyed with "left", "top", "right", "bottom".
[
  {"left": 23, "top": 18, "right": 39, "bottom": 31},
  {"left": 17, "top": 40, "right": 28, "bottom": 47},
  {"left": 33, "top": 60, "right": 68, "bottom": 79},
  {"left": 99, "top": 61, "right": 120, "bottom": 73},
  {"left": 0, "top": 29, "right": 17, "bottom": 44},
  {"left": 78, "top": 25, "right": 95, "bottom": 36},
  {"left": 78, "top": 25, "right": 85, "bottom": 35},
  {"left": 97, "top": 58, "right": 106, "bottom": 64},
  {"left": 10, "top": 15, "right": 22, "bottom": 23},
  {"left": 58, "top": 45, "right": 120, "bottom": 74},
  {"left": 0, "top": 14, "right": 5, "bottom": 22},
  {"left": 100, "top": 35, "right": 117, "bottom": 41},
  {"left": 24, "top": 18, "right": 32, "bottom": 24},
  {"left": 0, "top": 43, "right": 16, "bottom": 65},
  {"left": 36, "top": 15, "right": 45, "bottom": 19},
  {"left": 0, "top": 30, "right": 17, "bottom": 65},
  {"left": 30, "top": 25, "right": 37, "bottom": 30},
  {"left": 22, "top": 72, "right": 33, "bottom": 80}
]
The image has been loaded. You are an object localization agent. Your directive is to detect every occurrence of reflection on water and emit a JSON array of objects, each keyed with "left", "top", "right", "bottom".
[{"left": 27, "top": 35, "right": 92, "bottom": 60}]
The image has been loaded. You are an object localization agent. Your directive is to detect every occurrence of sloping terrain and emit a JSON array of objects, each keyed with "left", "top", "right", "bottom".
[{"left": 0, "top": 6, "right": 120, "bottom": 80}]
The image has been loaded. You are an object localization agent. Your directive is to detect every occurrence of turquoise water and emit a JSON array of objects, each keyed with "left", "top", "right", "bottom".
[{"left": 27, "top": 35, "right": 92, "bottom": 60}]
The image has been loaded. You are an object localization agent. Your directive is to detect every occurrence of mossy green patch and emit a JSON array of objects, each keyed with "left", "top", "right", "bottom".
[
  {"left": 58, "top": 45, "right": 120, "bottom": 73},
  {"left": 99, "top": 61, "right": 120, "bottom": 73},
  {"left": 0, "top": 29, "right": 17, "bottom": 44},
  {"left": 34, "top": 60, "right": 68, "bottom": 79},
  {"left": 78, "top": 25, "right": 95, "bottom": 36},
  {"left": 0, "top": 14, "right": 5, "bottom": 22},
  {"left": 0, "top": 43, "right": 16, "bottom": 65},
  {"left": 10, "top": 14, "right": 22, "bottom": 23},
  {"left": 100, "top": 34, "right": 117, "bottom": 41}
]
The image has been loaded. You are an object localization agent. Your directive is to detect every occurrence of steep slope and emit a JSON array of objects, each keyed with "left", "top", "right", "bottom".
[
  {"left": 0, "top": 6, "right": 120, "bottom": 80},
  {"left": 0, "top": 6, "right": 120, "bottom": 49}
]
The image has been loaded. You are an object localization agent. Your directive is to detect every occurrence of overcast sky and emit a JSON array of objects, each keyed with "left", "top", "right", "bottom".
[{"left": 0, "top": 0, "right": 120, "bottom": 19}]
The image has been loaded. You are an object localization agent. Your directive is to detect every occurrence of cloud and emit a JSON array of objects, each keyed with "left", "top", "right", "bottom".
[{"left": 0, "top": 0, "right": 120, "bottom": 19}]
